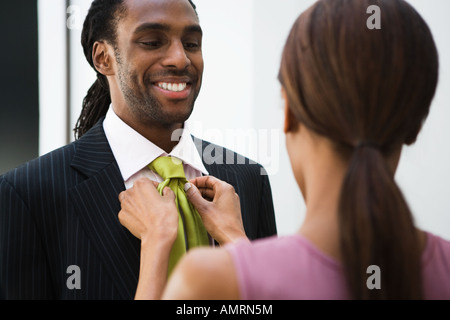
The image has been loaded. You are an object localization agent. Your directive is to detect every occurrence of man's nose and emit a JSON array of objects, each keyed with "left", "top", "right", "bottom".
[{"left": 162, "top": 41, "right": 190, "bottom": 69}]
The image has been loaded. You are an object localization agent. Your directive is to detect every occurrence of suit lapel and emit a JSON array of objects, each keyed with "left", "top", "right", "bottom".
[
  {"left": 192, "top": 135, "right": 240, "bottom": 190},
  {"left": 193, "top": 135, "right": 260, "bottom": 239},
  {"left": 70, "top": 120, "right": 140, "bottom": 299}
]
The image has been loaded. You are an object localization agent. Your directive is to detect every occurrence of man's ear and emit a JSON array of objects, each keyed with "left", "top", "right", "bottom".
[
  {"left": 282, "top": 87, "right": 299, "bottom": 134},
  {"left": 92, "top": 41, "right": 115, "bottom": 76}
]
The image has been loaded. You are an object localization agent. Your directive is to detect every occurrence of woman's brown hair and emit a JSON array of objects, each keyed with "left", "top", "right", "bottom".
[{"left": 279, "top": 0, "right": 439, "bottom": 299}]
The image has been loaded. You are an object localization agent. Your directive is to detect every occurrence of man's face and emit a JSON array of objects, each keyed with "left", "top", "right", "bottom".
[{"left": 114, "top": 0, "right": 203, "bottom": 126}]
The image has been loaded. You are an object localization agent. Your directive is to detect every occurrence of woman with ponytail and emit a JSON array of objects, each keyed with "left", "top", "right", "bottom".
[{"left": 119, "top": 0, "right": 450, "bottom": 299}]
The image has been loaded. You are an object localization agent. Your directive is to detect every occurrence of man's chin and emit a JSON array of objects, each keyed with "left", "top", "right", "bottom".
[{"left": 148, "top": 107, "right": 194, "bottom": 127}]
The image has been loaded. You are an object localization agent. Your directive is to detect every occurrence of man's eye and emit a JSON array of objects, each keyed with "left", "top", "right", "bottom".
[
  {"left": 141, "top": 41, "right": 161, "bottom": 47},
  {"left": 184, "top": 42, "right": 200, "bottom": 49}
]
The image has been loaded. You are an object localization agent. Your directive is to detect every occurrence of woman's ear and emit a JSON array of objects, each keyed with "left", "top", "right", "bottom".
[
  {"left": 92, "top": 41, "right": 115, "bottom": 76},
  {"left": 282, "top": 87, "right": 299, "bottom": 134}
]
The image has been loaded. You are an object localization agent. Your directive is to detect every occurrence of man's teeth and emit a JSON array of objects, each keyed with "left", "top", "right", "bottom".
[{"left": 157, "top": 82, "right": 187, "bottom": 92}]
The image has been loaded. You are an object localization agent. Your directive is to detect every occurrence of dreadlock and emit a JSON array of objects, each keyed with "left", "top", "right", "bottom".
[
  {"left": 74, "top": 0, "right": 198, "bottom": 139},
  {"left": 74, "top": 0, "right": 125, "bottom": 139}
]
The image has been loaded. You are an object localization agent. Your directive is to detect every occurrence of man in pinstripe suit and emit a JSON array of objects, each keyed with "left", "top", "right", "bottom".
[{"left": 0, "top": 0, "right": 277, "bottom": 299}]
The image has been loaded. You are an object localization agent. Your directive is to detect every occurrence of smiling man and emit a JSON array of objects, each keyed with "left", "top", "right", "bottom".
[
  {"left": 102, "top": 0, "right": 204, "bottom": 151},
  {"left": 0, "top": 0, "right": 277, "bottom": 299}
]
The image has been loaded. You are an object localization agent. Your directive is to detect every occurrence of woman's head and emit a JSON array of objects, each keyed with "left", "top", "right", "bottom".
[
  {"left": 279, "top": 0, "right": 439, "bottom": 299},
  {"left": 279, "top": 0, "right": 438, "bottom": 156}
]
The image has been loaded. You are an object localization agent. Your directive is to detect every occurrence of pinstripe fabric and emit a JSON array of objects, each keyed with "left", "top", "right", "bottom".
[
  {"left": 192, "top": 137, "right": 277, "bottom": 241},
  {"left": 0, "top": 118, "right": 277, "bottom": 300}
]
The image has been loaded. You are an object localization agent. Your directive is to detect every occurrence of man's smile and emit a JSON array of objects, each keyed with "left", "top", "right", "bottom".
[
  {"left": 152, "top": 81, "right": 192, "bottom": 100},
  {"left": 157, "top": 82, "right": 187, "bottom": 92}
]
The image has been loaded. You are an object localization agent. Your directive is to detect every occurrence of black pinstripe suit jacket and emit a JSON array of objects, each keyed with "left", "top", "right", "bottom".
[{"left": 0, "top": 119, "right": 277, "bottom": 299}]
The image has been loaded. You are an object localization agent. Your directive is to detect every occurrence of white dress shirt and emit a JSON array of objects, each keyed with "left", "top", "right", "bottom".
[{"left": 103, "top": 106, "right": 209, "bottom": 190}]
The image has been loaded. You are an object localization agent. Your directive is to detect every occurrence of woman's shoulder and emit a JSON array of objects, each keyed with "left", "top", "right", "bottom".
[
  {"left": 162, "top": 245, "right": 241, "bottom": 299},
  {"left": 162, "top": 235, "right": 307, "bottom": 299},
  {"left": 421, "top": 231, "right": 450, "bottom": 299},
  {"left": 224, "top": 234, "right": 347, "bottom": 299},
  {"left": 422, "top": 231, "right": 450, "bottom": 263},
  {"left": 227, "top": 234, "right": 340, "bottom": 266}
]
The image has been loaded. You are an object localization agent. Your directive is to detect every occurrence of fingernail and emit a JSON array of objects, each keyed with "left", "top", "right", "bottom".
[{"left": 184, "top": 182, "right": 192, "bottom": 192}]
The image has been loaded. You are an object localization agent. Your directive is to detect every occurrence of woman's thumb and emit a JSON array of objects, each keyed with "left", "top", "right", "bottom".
[{"left": 184, "top": 182, "right": 208, "bottom": 212}]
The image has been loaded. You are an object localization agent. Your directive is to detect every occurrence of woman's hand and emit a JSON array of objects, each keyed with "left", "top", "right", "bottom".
[
  {"left": 185, "top": 176, "right": 248, "bottom": 245},
  {"left": 118, "top": 178, "right": 178, "bottom": 248},
  {"left": 118, "top": 178, "right": 180, "bottom": 300}
]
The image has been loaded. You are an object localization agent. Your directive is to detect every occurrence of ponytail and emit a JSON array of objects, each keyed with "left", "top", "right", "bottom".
[
  {"left": 339, "top": 143, "right": 422, "bottom": 299},
  {"left": 73, "top": 74, "right": 111, "bottom": 139},
  {"left": 279, "top": 0, "right": 438, "bottom": 300}
]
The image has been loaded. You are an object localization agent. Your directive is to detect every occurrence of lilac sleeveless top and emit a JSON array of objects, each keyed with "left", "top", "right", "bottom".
[{"left": 225, "top": 232, "right": 450, "bottom": 299}]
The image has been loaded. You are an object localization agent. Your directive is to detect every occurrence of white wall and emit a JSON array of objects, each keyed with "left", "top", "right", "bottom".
[
  {"left": 39, "top": 0, "right": 450, "bottom": 239},
  {"left": 396, "top": 0, "right": 450, "bottom": 240},
  {"left": 68, "top": 0, "right": 96, "bottom": 136},
  {"left": 38, "top": 0, "right": 68, "bottom": 155}
]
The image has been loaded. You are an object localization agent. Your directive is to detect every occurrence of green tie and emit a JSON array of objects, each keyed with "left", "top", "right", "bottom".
[{"left": 148, "top": 156, "right": 209, "bottom": 276}]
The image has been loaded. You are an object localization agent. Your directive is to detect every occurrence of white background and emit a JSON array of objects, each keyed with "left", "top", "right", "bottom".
[{"left": 38, "top": 0, "right": 450, "bottom": 239}]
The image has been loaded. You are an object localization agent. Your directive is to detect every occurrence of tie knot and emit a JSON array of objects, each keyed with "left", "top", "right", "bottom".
[{"left": 148, "top": 156, "right": 187, "bottom": 180}]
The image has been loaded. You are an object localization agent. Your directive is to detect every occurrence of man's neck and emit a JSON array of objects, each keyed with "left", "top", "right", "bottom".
[
  {"left": 130, "top": 121, "right": 183, "bottom": 153},
  {"left": 111, "top": 106, "right": 184, "bottom": 153}
]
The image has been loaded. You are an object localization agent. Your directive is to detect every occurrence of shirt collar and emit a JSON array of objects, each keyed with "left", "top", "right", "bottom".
[{"left": 103, "top": 106, "right": 208, "bottom": 181}]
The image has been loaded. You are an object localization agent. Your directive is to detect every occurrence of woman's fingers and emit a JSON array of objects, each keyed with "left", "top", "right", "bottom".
[
  {"left": 118, "top": 178, "right": 178, "bottom": 242},
  {"left": 186, "top": 176, "right": 246, "bottom": 245},
  {"left": 185, "top": 182, "right": 210, "bottom": 213},
  {"left": 189, "top": 176, "right": 231, "bottom": 201},
  {"left": 162, "top": 186, "right": 175, "bottom": 201}
]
